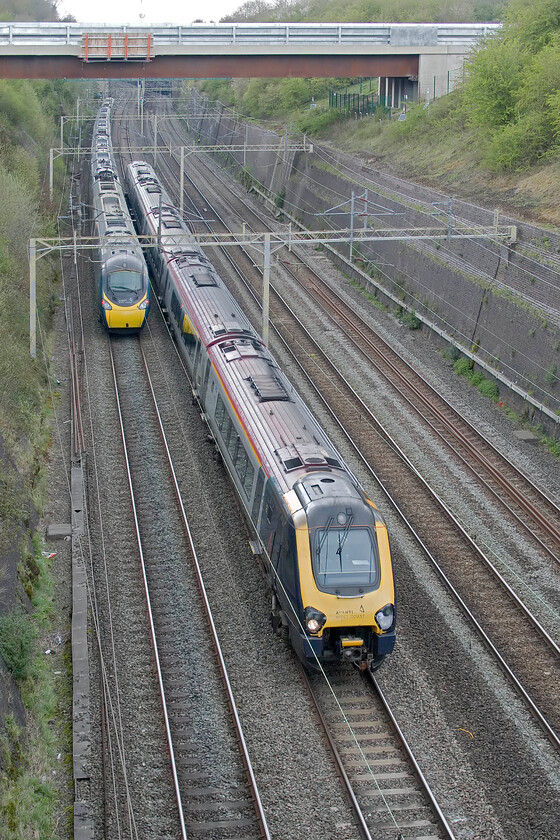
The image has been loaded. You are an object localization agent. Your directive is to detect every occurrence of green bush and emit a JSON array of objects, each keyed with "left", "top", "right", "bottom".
[
  {"left": 453, "top": 356, "right": 473, "bottom": 376},
  {"left": 484, "top": 111, "right": 555, "bottom": 171},
  {"left": 295, "top": 106, "right": 348, "bottom": 135},
  {"left": 545, "top": 364, "right": 558, "bottom": 386},
  {"left": 462, "top": 36, "right": 524, "bottom": 132},
  {"left": 477, "top": 379, "right": 500, "bottom": 400},
  {"left": 274, "top": 186, "right": 286, "bottom": 208},
  {"left": 401, "top": 310, "right": 422, "bottom": 329},
  {"left": 0, "top": 611, "right": 36, "bottom": 681},
  {"left": 470, "top": 370, "right": 485, "bottom": 386}
]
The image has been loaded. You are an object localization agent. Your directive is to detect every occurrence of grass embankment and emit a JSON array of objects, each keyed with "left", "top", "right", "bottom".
[
  {"left": 0, "top": 77, "right": 84, "bottom": 839},
  {"left": 198, "top": 0, "right": 560, "bottom": 227},
  {"left": 320, "top": 93, "right": 560, "bottom": 229}
]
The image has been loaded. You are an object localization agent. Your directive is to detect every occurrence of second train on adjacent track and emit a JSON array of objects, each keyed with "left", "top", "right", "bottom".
[
  {"left": 91, "top": 99, "right": 150, "bottom": 333},
  {"left": 125, "top": 159, "right": 396, "bottom": 672}
]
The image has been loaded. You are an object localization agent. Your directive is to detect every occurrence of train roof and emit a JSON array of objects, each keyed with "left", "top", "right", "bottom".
[
  {"left": 208, "top": 336, "right": 345, "bottom": 492},
  {"left": 126, "top": 160, "right": 347, "bottom": 493},
  {"left": 92, "top": 113, "right": 144, "bottom": 264}
]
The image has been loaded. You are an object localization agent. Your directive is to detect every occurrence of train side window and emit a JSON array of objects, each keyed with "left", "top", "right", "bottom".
[
  {"left": 202, "top": 359, "right": 211, "bottom": 399},
  {"left": 235, "top": 446, "right": 254, "bottom": 497},
  {"left": 227, "top": 431, "right": 239, "bottom": 462},
  {"left": 235, "top": 445, "right": 248, "bottom": 480},
  {"left": 279, "top": 523, "right": 297, "bottom": 597},
  {"left": 243, "top": 459, "right": 255, "bottom": 496},
  {"left": 265, "top": 499, "right": 274, "bottom": 525},
  {"left": 215, "top": 395, "right": 226, "bottom": 431},
  {"left": 232, "top": 437, "right": 240, "bottom": 463},
  {"left": 170, "top": 291, "right": 182, "bottom": 325},
  {"left": 222, "top": 414, "right": 233, "bottom": 444},
  {"left": 251, "top": 468, "right": 265, "bottom": 523}
]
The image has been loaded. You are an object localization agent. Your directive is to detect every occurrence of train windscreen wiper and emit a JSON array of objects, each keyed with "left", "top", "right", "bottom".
[
  {"left": 316, "top": 516, "right": 333, "bottom": 561},
  {"left": 336, "top": 513, "right": 354, "bottom": 558}
]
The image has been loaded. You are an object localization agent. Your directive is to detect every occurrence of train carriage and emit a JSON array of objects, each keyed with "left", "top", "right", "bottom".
[
  {"left": 91, "top": 100, "right": 150, "bottom": 333},
  {"left": 125, "top": 160, "right": 396, "bottom": 672}
]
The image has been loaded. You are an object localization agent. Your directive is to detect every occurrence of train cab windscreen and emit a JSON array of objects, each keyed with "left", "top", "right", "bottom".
[
  {"left": 313, "top": 515, "right": 380, "bottom": 594},
  {"left": 107, "top": 270, "right": 143, "bottom": 297}
]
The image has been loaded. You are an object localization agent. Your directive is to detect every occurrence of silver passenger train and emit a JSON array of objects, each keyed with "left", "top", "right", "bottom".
[
  {"left": 91, "top": 100, "right": 150, "bottom": 333},
  {"left": 125, "top": 159, "right": 396, "bottom": 671}
]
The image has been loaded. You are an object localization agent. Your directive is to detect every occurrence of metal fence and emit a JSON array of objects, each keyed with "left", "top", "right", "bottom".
[{"left": 329, "top": 90, "right": 393, "bottom": 114}]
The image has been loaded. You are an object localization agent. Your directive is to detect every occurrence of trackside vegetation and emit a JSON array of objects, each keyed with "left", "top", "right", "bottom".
[
  {"left": 197, "top": 0, "right": 560, "bottom": 223},
  {"left": 0, "top": 70, "right": 80, "bottom": 838}
]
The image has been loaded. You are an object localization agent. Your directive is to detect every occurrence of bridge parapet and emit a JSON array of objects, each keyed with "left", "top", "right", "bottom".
[{"left": 0, "top": 21, "right": 499, "bottom": 50}]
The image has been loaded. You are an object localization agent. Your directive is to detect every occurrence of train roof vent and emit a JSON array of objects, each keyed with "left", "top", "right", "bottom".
[
  {"left": 189, "top": 271, "right": 217, "bottom": 288},
  {"left": 220, "top": 341, "right": 241, "bottom": 361},
  {"left": 275, "top": 446, "right": 304, "bottom": 472},
  {"left": 247, "top": 374, "right": 290, "bottom": 402},
  {"left": 294, "top": 443, "right": 330, "bottom": 468},
  {"left": 161, "top": 213, "right": 182, "bottom": 229}
]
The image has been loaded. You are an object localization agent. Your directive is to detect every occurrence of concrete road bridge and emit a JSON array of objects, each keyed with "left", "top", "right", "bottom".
[{"left": 0, "top": 21, "right": 498, "bottom": 102}]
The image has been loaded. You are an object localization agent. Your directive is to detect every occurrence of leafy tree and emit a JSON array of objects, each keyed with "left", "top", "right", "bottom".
[
  {"left": 221, "top": 0, "right": 505, "bottom": 22},
  {"left": 462, "top": 35, "right": 524, "bottom": 131},
  {"left": 0, "top": 0, "right": 59, "bottom": 22},
  {"left": 502, "top": 0, "right": 560, "bottom": 50}
]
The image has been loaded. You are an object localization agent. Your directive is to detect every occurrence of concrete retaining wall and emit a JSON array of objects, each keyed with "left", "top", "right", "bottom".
[{"left": 188, "top": 90, "right": 560, "bottom": 431}]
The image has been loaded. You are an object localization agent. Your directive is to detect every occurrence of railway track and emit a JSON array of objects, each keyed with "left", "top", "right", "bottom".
[
  {"left": 301, "top": 664, "right": 455, "bottom": 840},
  {"left": 69, "top": 95, "right": 270, "bottom": 838},
  {"left": 111, "top": 101, "right": 464, "bottom": 838},
  {"left": 97, "top": 95, "right": 560, "bottom": 837},
  {"left": 106, "top": 334, "right": 270, "bottom": 839},
  {"left": 148, "top": 114, "right": 560, "bottom": 747}
]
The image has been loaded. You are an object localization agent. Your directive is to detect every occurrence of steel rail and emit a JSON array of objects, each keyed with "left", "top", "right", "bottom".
[
  {"left": 120, "top": 95, "right": 270, "bottom": 836},
  {"left": 108, "top": 337, "right": 189, "bottom": 840},
  {"left": 297, "top": 659, "right": 456, "bottom": 840},
  {"left": 297, "top": 275, "right": 560, "bottom": 557},
  {"left": 138, "top": 339, "right": 272, "bottom": 840},
  {"left": 157, "top": 120, "right": 560, "bottom": 638},
  {"left": 172, "top": 133, "right": 560, "bottom": 561},
  {"left": 369, "top": 673, "right": 456, "bottom": 837}
]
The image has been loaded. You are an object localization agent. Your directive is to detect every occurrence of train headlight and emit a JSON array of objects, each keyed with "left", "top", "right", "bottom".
[
  {"left": 101, "top": 299, "right": 112, "bottom": 310},
  {"left": 304, "top": 607, "right": 327, "bottom": 635},
  {"left": 375, "top": 604, "right": 394, "bottom": 631},
  {"left": 138, "top": 299, "right": 150, "bottom": 310}
]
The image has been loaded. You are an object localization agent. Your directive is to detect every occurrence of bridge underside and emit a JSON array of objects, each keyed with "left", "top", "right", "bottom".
[{"left": 0, "top": 53, "right": 418, "bottom": 80}]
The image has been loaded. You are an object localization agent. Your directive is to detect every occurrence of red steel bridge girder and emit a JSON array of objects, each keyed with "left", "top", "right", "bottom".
[{"left": 0, "top": 54, "right": 419, "bottom": 79}]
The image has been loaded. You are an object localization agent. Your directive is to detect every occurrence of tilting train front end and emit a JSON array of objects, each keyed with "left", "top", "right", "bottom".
[
  {"left": 98, "top": 250, "right": 150, "bottom": 333},
  {"left": 259, "top": 462, "right": 395, "bottom": 672}
]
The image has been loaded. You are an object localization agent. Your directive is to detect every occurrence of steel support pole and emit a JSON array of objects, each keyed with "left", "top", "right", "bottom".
[
  {"left": 349, "top": 191, "right": 355, "bottom": 261},
  {"left": 49, "top": 147, "right": 54, "bottom": 202},
  {"left": 180, "top": 145, "right": 184, "bottom": 219},
  {"left": 262, "top": 233, "right": 270, "bottom": 347},
  {"left": 29, "top": 239, "right": 36, "bottom": 358},
  {"left": 154, "top": 114, "right": 158, "bottom": 164}
]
